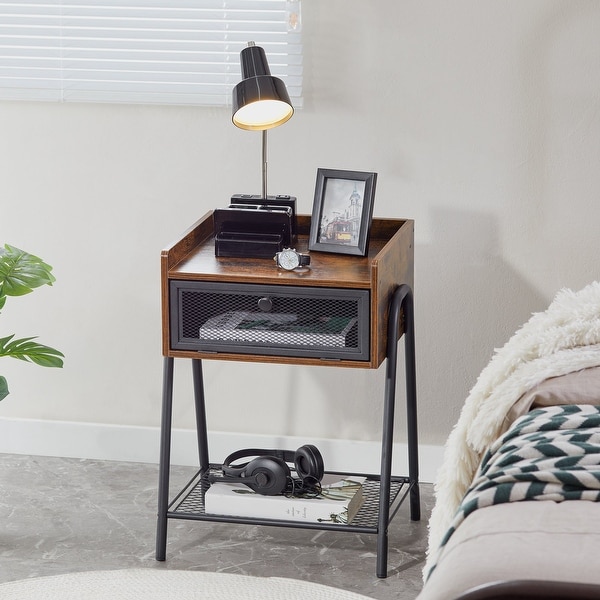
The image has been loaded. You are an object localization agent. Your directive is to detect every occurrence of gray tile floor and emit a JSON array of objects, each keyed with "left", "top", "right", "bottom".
[{"left": 0, "top": 454, "right": 433, "bottom": 599}]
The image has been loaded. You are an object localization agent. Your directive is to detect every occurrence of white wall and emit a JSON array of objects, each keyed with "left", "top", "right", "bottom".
[{"left": 1, "top": 1, "right": 599, "bottom": 478}]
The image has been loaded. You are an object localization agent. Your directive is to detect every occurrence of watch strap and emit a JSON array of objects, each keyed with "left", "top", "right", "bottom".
[{"left": 299, "top": 254, "right": 310, "bottom": 267}]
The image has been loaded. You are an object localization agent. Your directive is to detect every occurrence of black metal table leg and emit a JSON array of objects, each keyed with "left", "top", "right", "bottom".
[
  {"left": 191, "top": 359, "right": 210, "bottom": 471},
  {"left": 376, "top": 284, "right": 420, "bottom": 578},
  {"left": 402, "top": 289, "right": 421, "bottom": 521},
  {"left": 156, "top": 356, "right": 174, "bottom": 561}
]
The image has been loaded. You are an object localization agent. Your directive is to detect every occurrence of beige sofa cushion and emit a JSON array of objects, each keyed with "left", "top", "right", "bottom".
[
  {"left": 418, "top": 501, "right": 600, "bottom": 600},
  {"left": 504, "top": 365, "right": 600, "bottom": 432}
]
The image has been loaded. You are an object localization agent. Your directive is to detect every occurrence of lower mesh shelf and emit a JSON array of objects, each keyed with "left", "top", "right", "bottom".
[{"left": 169, "top": 468, "right": 410, "bottom": 531}]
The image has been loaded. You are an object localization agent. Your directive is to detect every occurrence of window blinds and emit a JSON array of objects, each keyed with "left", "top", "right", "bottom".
[{"left": 0, "top": 0, "right": 302, "bottom": 106}]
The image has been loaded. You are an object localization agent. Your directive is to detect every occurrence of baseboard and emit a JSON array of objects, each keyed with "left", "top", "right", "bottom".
[{"left": 0, "top": 417, "right": 443, "bottom": 483}]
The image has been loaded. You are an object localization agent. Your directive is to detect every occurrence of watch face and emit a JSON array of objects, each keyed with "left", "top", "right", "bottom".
[{"left": 279, "top": 249, "right": 300, "bottom": 270}]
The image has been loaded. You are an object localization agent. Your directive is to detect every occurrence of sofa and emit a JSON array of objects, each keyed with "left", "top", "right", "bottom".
[{"left": 418, "top": 282, "right": 600, "bottom": 600}]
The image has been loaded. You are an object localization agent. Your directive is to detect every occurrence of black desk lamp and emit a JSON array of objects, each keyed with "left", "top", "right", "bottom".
[{"left": 232, "top": 42, "right": 294, "bottom": 200}]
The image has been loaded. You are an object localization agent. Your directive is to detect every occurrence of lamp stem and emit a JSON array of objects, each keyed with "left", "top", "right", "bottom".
[{"left": 262, "top": 129, "right": 268, "bottom": 200}]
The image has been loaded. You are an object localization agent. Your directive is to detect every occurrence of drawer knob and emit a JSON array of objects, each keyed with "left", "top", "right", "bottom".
[{"left": 257, "top": 297, "right": 273, "bottom": 312}]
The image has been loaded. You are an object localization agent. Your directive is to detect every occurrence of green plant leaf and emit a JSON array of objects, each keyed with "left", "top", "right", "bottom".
[
  {"left": 0, "top": 246, "right": 63, "bottom": 400},
  {"left": 0, "top": 334, "right": 64, "bottom": 368},
  {"left": 0, "top": 244, "right": 56, "bottom": 298}
]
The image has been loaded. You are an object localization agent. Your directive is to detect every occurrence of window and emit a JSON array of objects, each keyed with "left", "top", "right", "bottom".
[{"left": 0, "top": 0, "right": 302, "bottom": 106}]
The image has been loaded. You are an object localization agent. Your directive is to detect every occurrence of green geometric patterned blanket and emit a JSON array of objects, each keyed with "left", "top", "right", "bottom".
[{"left": 429, "top": 404, "right": 600, "bottom": 579}]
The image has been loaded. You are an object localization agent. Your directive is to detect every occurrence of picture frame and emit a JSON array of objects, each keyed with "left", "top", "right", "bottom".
[{"left": 309, "top": 168, "right": 377, "bottom": 256}]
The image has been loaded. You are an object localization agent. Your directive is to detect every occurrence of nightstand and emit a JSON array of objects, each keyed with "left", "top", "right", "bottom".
[{"left": 156, "top": 212, "right": 419, "bottom": 578}]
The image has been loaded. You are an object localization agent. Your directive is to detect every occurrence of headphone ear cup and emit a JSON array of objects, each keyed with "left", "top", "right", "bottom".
[
  {"left": 245, "top": 456, "right": 290, "bottom": 496},
  {"left": 294, "top": 444, "right": 324, "bottom": 482}
]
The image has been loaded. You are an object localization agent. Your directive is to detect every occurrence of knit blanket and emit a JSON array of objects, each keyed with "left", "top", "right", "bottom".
[
  {"left": 425, "top": 281, "right": 600, "bottom": 578},
  {"left": 426, "top": 404, "right": 600, "bottom": 579}
]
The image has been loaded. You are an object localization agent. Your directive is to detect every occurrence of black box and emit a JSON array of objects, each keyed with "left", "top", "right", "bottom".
[
  {"left": 230, "top": 194, "right": 297, "bottom": 239},
  {"left": 213, "top": 204, "right": 293, "bottom": 258}
]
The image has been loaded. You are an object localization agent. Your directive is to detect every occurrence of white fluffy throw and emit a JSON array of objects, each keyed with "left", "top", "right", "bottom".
[{"left": 424, "top": 281, "right": 600, "bottom": 578}]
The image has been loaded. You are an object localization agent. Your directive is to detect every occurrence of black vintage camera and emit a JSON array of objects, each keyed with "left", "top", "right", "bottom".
[{"left": 214, "top": 202, "right": 295, "bottom": 258}]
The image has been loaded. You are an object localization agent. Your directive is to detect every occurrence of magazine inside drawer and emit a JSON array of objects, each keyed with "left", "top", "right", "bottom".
[{"left": 169, "top": 280, "right": 370, "bottom": 361}]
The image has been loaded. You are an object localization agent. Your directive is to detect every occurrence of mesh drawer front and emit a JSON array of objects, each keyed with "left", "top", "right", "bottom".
[{"left": 170, "top": 281, "right": 370, "bottom": 361}]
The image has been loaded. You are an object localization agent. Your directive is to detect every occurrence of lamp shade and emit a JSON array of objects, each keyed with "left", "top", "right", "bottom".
[{"left": 232, "top": 43, "right": 294, "bottom": 131}]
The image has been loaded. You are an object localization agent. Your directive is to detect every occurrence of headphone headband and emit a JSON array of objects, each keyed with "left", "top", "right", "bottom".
[
  {"left": 213, "top": 445, "right": 324, "bottom": 496},
  {"left": 222, "top": 448, "right": 295, "bottom": 475}
]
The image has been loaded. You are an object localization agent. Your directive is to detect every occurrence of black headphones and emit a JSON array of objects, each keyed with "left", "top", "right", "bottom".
[{"left": 209, "top": 444, "right": 324, "bottom": 496}]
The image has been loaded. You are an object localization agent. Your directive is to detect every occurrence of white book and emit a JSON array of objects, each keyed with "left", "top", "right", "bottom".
[
  {"left": 199, "top": 311, "right": 357, "bottom": 348},
  {"left": 204, "top": 474, "right": 366, "bottom": 524}
]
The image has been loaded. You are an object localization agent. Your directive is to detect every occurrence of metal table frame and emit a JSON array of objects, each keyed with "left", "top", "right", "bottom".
[{"left": 156, "top": 284, "right": 419, "bottom": 578}]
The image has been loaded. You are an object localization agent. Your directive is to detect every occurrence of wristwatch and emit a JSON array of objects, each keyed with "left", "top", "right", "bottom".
[{"left": 274, "top": 248, "right": 311, "bottom": 270}]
